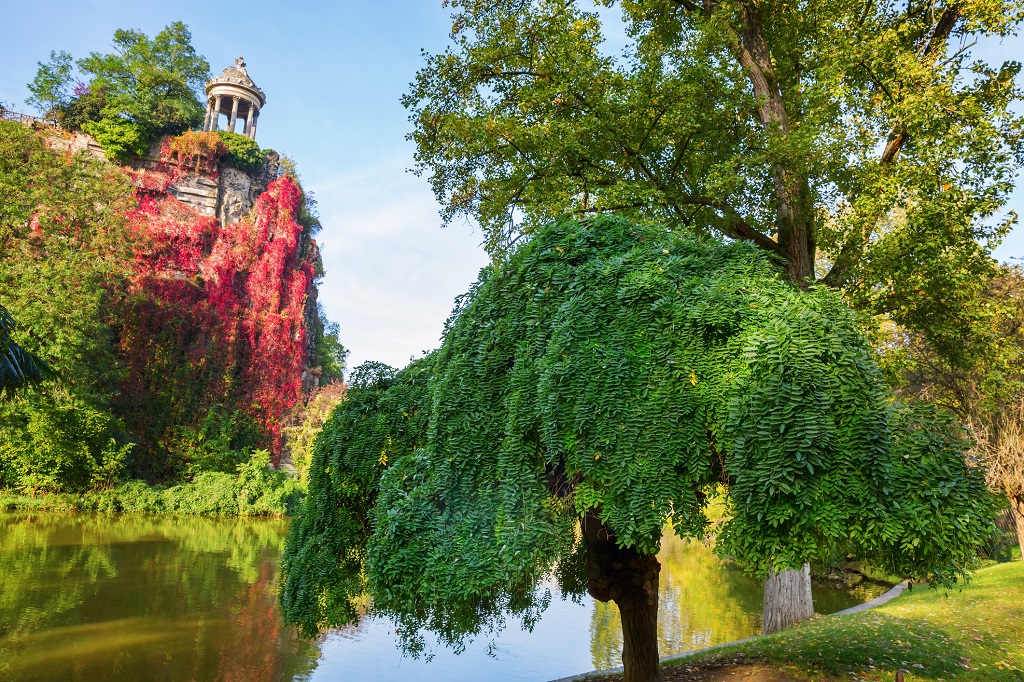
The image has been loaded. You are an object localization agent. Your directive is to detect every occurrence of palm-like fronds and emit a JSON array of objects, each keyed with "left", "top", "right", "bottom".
[{"left": 0, "top": 305, "right": 53, "bottom": 400}]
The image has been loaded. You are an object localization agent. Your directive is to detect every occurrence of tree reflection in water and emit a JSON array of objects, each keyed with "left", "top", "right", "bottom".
[
  {"left": 589, "top": 532, "right": 889, "bottom": 670},
  {"left": 0, "top": 513, "right": 319, "bottom": 682}
]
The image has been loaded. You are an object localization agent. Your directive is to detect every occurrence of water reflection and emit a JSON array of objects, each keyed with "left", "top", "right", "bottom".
[
  {"left": 0, "top": 515, "right": 889, "bottom": 682},
  {"left": 0, "top": 513, "right": 318, "bottom": 682},
  {"left": 589, "top": 533, "right": 891, "bottom": 670}
]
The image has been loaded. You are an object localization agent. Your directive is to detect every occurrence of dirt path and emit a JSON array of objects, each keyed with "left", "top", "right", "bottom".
[{"left": 580, "top": 659, "right": 812, "bottom": 682}]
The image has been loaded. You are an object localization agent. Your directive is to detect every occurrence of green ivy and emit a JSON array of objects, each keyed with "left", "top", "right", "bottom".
[
  {"left": 281, "top": 217, "right": 996, "bottom": 650},
  {"left": 216, "top": 130, "right": 266, "bottom": 173}
]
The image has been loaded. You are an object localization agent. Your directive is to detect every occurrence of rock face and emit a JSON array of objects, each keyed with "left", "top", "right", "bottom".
[{"left": 216, "top": 152, "right": 280, "bottom": 226}]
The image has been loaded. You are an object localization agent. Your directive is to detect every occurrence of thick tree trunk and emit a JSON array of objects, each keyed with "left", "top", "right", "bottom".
[
  {"left": 730, "top": 2, "right": 816, "bottom": 286},
  {"left": 1010, "top": 498, "right": 1024, "bottom": 561},
  {"left": 581, "top": 510, "right": 663, "bottom": 682},
  {"left": 762, "top": 564, "right": 814, "bottom": 634}
]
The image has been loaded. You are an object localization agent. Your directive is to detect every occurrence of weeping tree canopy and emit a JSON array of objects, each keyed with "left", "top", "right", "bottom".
[{"left": 281, "top": 217, "right": 994, "bottom": 653}]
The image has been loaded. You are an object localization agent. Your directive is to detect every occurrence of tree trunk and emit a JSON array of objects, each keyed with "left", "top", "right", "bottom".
[
  {"left": 581, "top": 510, "right": 663, "bottom": 682},
  {"left": 762, "top": 564, "right": 814, "bottom": 634},
  {"left": 1010, "top": 498, "right": 1024, "bottom": 561}
]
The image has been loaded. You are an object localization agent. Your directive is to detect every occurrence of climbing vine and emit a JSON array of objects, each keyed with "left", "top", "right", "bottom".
[{"left": 117, "top": 144, "right": 316, "bottom": 477}]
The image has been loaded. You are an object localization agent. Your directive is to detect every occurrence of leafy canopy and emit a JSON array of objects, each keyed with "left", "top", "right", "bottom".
[
  {"left": 0, "top": 121, "right": 136, "bottom": 492},
  {"left": 405, "top": 0, "right": 1024, "bottom": 361},
  {"left": 281, "top": 217, "right": 994, "bottom": 647},
  {"left": 27, "top": 22, "right": 210, "bottom": 161}
]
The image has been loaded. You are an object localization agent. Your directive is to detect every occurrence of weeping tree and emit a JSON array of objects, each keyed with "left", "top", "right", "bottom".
[
  {"left": 281, "top": 218, "right": 994, "bottom": 682},
  {"left": 406, "top": 0, "right": 1024, "bottom": 623}
]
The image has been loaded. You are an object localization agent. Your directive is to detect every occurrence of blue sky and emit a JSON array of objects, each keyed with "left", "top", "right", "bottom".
[{"left": 2, "top": 2, "right": 1021, "bottom": 372}]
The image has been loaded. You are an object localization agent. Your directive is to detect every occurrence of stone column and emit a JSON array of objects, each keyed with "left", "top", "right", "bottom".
[
  {"left": 211, "top": 94, "right": 223, "bottom": 131},
  {"left": 203, "top": 98, "right": 213, "bottom": 131},
  {"left": 249, "top": 108, "right": 259, "bottom": 140},
  {"left": 243, "top": 102, "right": 255, "bottom": 137},
  {"left": 228, "top": 96, "right": 240, "bottom": 133}
]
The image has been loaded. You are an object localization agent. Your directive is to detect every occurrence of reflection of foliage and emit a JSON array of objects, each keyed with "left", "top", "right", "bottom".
[
  {"left": 589, "top": 533, "right": 893, "bottom": 670},
  {"left": 0, "top": 513, "right": 319, "bottom": 681}
]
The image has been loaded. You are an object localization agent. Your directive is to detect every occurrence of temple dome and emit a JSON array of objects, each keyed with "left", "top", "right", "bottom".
[{"left": 203, "top": 57, "right": 265, "bottom": 140}]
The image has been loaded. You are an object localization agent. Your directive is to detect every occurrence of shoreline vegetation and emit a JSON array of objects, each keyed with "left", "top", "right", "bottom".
[{"left": 0, "top": 450, "right": 302, "bottom": 517}]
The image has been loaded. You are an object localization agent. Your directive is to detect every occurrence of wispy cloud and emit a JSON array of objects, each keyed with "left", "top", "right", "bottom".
[{"left": 309, "top": 156, "right": 489, "bottom": 373}]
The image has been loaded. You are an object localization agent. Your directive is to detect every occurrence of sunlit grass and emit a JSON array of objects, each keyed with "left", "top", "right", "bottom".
[{"left": 680, "top": 561, "right": 1024, "bottom": 681}]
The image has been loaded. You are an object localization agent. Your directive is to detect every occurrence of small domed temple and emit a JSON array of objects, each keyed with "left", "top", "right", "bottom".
[{"left": 202, "top": 57, "right": 266, "bottom": 140}]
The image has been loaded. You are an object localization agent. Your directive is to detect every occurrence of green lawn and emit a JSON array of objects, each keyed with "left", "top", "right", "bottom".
[{"left": 687, "top": 561, "right": 1024, "bottom": 681}]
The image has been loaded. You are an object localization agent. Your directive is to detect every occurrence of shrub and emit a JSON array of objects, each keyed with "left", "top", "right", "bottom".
[
  {"left": 237, "top": 449, "right": 303, "bottom": 516},
  {"left": 82, "top": 116, "right": 148, "bottom": 162},
  {"left": 163, "top": 130, "right": 225, "bottom": 174},
  {"left": 216, "top": 130, "right": 265, "bottom": 172}
]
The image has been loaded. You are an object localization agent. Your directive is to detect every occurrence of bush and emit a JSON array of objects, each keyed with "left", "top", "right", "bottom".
[
  {"left": 0, "top": 394, "right": 124, "bottom": 494},
  {"left": 216, "top": 130, "right": 265, "bottom": 172},
  {"left": 164, "top": 405, "right": 263, "bottom": 479},
  {"left": 82, "top": 116, "right": 149, "bottom": 162},
  {"left": 0, "top": 450, "right": 303, "bottom": 517}
]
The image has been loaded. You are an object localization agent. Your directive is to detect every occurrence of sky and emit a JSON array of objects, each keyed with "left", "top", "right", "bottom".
[{"left": 2, "top": 2, "right": 1022, "bottom": 373}]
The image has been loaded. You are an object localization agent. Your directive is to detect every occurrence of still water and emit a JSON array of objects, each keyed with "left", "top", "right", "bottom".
[{"left": 0, "top": 513, "right": 889, "bottom": 681}]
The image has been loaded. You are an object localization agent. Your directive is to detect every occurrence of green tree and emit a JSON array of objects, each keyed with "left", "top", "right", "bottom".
[
  {"left": 405, "top": 0, "right": 1023, "bottom": 631},
  {"left": 24, "top": 50, "right": 73, "bottom": 122},
  {"left": 0, "top": 121, "right": 136, "bottom": 491},
  {"left": 27, "top": 22, "right": 210, "bottom": 161},
  {"left": 406, "top": 0, "right": 1022, "bottom": 356},
  {"left": 877, "top": 265, "right": 1024, "bottom": 559},
  {"left": 281, "top": 218, "right": 995, "bottom": 682}
]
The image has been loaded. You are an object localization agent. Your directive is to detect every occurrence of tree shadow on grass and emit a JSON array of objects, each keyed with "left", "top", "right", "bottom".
[{"left": 748, "top": 610, "right": 1022, "bottom": 681}]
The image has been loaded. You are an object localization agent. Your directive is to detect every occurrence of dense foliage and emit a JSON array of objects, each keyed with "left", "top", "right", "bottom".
[
  {"left": 28, "top": 22, "right": 210, "bottom": 161},
  {"left": 0, "top": 120, "right": 136, "bottom": 492},
  {"left": 0, "top": 116, "right": 335, "bottom": 501},
  {"left": 281, "top": 381, "right": 347, "bottom": 484},
  {"left": 877, "top": 266, "right": 1024, "bottom": 558},
  {"left": 405, "top": 0, "right": 1023, "bottom": 367},
  {"left": 216, "top": 130, "right": 267, "bottom": 173},
  {"left": 281, "top": 217, "right": 995, "bottom": 649},
  {"left": 119, "top": 156, "right": 318, "bottom": 475},
  {"left": 0, "top": 305, "right": 52, "bottom": 400}
]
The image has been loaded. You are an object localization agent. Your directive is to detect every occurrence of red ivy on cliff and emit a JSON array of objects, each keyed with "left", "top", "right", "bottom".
[{"left": 117, "top": 145, "right": 314, "bottom": 472}]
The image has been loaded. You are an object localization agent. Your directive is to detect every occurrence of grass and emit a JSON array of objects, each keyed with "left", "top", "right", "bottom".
[
  {"left": 681, "top": 561, "right": 1024, "bottom": 681},
  {"left": 584, "top": 561, "right": 1023, "bottom": 682}
]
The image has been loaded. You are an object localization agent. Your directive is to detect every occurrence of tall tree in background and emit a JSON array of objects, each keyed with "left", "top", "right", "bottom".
[
  {"left": 877, "top": 266, "right": 1024, "bottom": 558},
  {"left": 406, "top": 0, "right": 1023, "bottom": 626},
  {"left": 407, "top": 0, "right": 1022, "bottom": 353}
]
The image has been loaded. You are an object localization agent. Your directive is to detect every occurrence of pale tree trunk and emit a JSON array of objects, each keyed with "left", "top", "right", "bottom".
[
  {"left": 1010, "top": 498, "right": 1024, "bottom": 561},
  {"left": 762, "top": 564, "right": 814, "bottom": 635},
  {"left": 581, "top": 510, "right": 663, "bottom": 682}
]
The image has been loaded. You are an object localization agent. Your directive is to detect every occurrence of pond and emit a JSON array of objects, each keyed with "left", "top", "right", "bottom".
[{"left": 0, "top": 513, "right": 890, "bottom": 681}]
